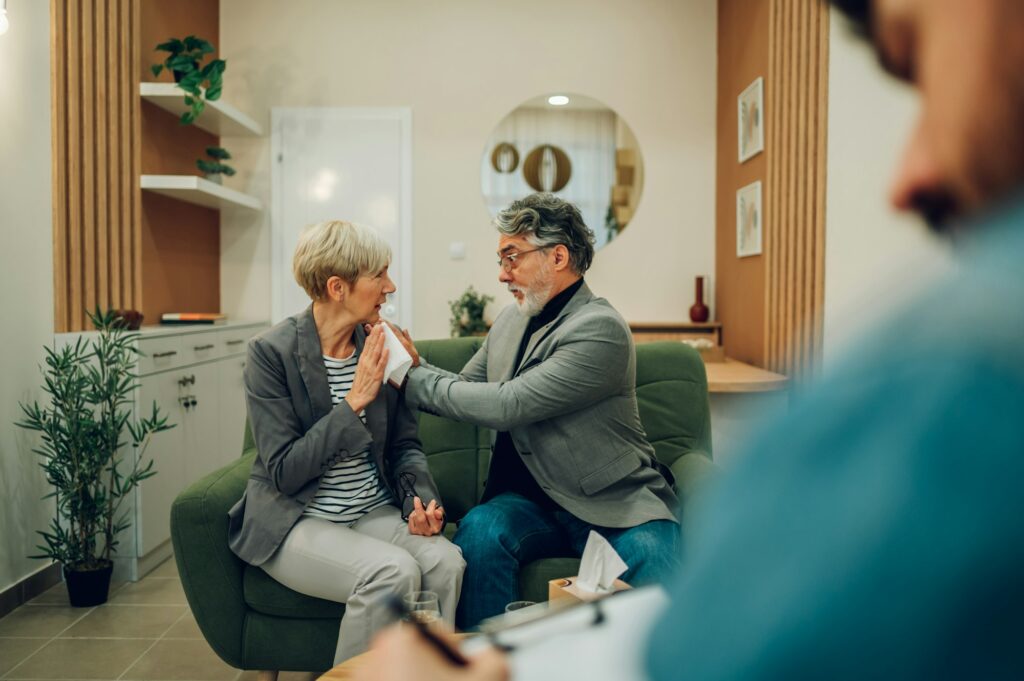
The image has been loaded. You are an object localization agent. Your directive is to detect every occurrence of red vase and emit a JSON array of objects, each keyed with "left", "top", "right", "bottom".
[{"left": 689, "top": 276, "right": 709, "bottom": 323}]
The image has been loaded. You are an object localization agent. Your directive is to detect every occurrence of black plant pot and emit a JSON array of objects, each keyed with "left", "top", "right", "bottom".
[{"left": 64, "top": 562, "right": 113, "bottom": 607}]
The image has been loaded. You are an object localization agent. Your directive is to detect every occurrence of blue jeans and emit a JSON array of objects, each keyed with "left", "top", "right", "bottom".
[{"left": 452, "top": 492, "right": 681, "bottom": 629}]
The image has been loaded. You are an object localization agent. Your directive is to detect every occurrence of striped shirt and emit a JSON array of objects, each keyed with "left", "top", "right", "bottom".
[{"left": 301, "top": 351, "right": 394, "bottom": 525}]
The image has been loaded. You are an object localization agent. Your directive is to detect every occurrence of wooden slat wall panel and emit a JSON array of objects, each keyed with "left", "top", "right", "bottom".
[
  {"left": 51, "top": 0, "right": 68, "bottom": 330},
  {"left": 764, "top": 0, "right": 829, "bottom": 380},
  {"left": 51, "top": 0, "right": 140, "bottom": 332}
]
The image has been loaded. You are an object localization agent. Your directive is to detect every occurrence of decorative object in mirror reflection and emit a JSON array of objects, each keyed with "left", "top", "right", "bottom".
[
  {"left": 491, "top": 142, "right": 520, "bottom": 173},
  {"left": 523, "top": 144, "right": 572, "bottom": 192},
  {"left": 481, "top": 93, "right": 644, "bottom": 251},
  {"left": 736, "top": 181, "right": 763, "bottom": 257},
  {"left": 738, "top": 77, "right": 764, "bottom": 163}
]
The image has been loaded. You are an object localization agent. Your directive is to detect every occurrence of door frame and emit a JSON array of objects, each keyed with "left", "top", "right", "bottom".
[{"left": 270, "top": 107, "right": 414, "bottom": 330}]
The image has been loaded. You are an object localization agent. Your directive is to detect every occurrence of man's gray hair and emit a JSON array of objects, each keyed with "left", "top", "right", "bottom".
[{"left": 493, "top": 194, "right": 596, "bottom": 275}]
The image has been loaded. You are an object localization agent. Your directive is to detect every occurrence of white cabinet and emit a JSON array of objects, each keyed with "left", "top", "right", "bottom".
[
  {"left": 56, "top": 320, "right": 268, "bottom": 580},
  {"left": 218, "top": 354, "right": 248, "bottom": 466},
  {"left": 137, "top": 370, "right": 187, "bottom": 557}
]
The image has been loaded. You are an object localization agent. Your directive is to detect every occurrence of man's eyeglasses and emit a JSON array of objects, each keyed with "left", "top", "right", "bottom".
[
  {"left": 398, "top": 471, "right": 419, "bottom": 521},
  {"left": 496, "top": 247, "right": 548, "bottom": 273}
]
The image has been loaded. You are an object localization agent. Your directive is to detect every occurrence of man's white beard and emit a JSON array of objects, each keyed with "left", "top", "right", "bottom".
[{"left": 510, "top": 264, "right": 554, "bottom": 318}]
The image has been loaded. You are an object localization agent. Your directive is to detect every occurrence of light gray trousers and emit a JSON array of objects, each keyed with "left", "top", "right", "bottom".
[{"left": 261, "top": 504, "right": 465, "bottom": 664}]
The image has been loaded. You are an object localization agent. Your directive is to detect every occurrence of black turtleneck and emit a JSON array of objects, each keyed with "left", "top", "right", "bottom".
[{"left": 482, "top": 278, "right": 585, "bottom": 509}]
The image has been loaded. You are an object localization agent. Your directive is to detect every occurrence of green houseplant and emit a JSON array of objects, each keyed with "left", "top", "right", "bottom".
[
  {"left": 197, "top": 146, "right": 236, "bottom": 183},
  {"left": 17, "top": 308, "right": 174, "bottom": 606},
  {"left": 449, "top": 286, "right": 494, "bottom": 337},
  {"left": 150, "top": 35, "right": 226, "bottom": 125}
]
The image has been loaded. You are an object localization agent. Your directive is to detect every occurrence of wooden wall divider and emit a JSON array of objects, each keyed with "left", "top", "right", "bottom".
[
  {"left": 51, "top": 0, "right": 140, "bottom": 333},
  {"left": 764, "top": 0, "right": 829, "bottom": 380}
]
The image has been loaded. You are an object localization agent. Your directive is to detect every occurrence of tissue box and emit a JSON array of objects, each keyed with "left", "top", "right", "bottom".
[{"left": 548, "top": 576, "right": 631, "bottom": 604}]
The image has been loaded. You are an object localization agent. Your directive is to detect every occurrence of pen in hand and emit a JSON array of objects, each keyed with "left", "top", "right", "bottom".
[{"left": 387, "top": 596, "right": 468, "bottom": 667}]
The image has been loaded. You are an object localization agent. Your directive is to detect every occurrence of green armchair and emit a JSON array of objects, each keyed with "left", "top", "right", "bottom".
[{"left": 171, "top": 339, "right": 713, "bottom": 672}]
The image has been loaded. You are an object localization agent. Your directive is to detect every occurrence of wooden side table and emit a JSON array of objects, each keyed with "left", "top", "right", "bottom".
[{"left": 629, "top": 322, "right": 723, "bottom": 346}]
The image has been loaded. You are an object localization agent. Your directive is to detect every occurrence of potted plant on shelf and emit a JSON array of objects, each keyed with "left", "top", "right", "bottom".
[
  {"left": 17, "top": 308, "right": 175, "bottom": 607},
  {"left": 150, "top": 35, "right": 226, "bottom": 125},
  {"left": 449, "top": 286, "right": 494, "bottom": 337},
  {"left": 197, "top": 146, "right": 236, "bottom": 184}
]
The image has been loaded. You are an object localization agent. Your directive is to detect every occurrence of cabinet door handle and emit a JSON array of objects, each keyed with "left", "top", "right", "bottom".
[
  {"left": 194, "top": 344, "right": 215, "bottom": 351},
  {"left": 226, "top": 339, "right": 244, "bottom": 346},
  {"left": 153, "top": 351, "right": 178, "bottom": 358}
]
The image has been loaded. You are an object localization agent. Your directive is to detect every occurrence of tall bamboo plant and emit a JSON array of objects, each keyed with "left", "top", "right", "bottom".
[{"left": 17, "top": 309, "right": 174, "bottom": 570}]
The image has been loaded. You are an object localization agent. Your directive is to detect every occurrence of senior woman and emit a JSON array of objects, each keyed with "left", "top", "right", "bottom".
[{"left": 227, "top": 220, "right": 464, "bottom": 664}]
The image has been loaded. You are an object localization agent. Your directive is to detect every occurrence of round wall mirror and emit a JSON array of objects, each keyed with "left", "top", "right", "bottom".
[{"left": 480, "top": 93, "right": 644, "bottom": 250}]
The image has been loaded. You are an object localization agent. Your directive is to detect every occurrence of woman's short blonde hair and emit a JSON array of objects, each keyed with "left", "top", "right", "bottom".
[{"left": 292, "top": 220, "right": 391, "bottom": 300}]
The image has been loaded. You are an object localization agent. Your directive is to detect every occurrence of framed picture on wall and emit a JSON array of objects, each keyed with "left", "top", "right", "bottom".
[
  {"left": 737, "top": 181, "right": 763, "bottom": 258},
  {"left": 738, "top": 77, "right": 764, "bottom": 162}
]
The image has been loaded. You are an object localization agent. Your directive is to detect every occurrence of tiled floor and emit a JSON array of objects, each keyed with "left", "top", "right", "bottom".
[{"left": 0, "top": 559, "right": 317, "bottom": 681}]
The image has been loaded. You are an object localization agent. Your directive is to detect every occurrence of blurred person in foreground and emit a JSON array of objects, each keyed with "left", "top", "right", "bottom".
[{"left": 355, "top": 0, "right": 1024, "bottom": 678}]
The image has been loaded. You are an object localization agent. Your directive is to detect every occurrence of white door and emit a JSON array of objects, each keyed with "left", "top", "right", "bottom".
[{"left": 272, "top": 108, "right": 413, "bottom": 330}]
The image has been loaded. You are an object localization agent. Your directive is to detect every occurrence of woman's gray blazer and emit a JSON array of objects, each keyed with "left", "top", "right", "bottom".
[{"left": 227, "top": 306, "right": 442, "bottom": 566}]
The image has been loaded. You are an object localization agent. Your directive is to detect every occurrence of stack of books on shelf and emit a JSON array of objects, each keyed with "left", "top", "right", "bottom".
[{"left": 160, "top": 312, "right": 227, "bottom": 325}]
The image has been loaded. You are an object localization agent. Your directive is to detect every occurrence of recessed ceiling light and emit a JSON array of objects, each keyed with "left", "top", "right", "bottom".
[{"left": 548, "top": 95, "right": 569, "bottom": 106}]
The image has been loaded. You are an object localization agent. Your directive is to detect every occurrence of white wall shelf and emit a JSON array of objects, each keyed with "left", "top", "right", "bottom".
[
  {"left": 140, "top": 82, "right": 262, "bottom": 137},
  {"left": 141, "top": 174, "right": 263, "bottom": 211}
]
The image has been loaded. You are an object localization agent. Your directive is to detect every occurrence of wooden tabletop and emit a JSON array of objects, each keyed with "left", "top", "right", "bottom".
[
  {"left": 704, "top": 358, "right": 789, "bottom": 393},
  {"left": 320, "top": 634, "right": 471, "bottom": 681}
]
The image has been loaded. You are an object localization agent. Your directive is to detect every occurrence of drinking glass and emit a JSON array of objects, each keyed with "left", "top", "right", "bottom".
[{"left": 403, "top": 590, "right": 441, "bottom": 625}]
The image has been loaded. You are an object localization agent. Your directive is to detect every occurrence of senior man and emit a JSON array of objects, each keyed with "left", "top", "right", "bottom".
[{"left": 393, "top": 193, "right": 680, "bottom": 628}]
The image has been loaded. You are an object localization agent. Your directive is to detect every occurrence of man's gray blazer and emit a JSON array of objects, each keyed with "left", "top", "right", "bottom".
[
  {"left": 405, "top": 282, "right": 677, "bottom": 528},
  {"left": 228, "top": 306, "right": 442, "bottom": 566}
]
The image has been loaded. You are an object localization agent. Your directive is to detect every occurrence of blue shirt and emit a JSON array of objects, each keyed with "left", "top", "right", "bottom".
[{"left": 648, "top": 198, "right": 1024, "bottom": 680}]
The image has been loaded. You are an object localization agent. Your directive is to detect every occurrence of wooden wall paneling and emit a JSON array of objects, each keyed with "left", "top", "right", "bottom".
[
  {"left": 96, "top": 0, "right": 110, "bottom": 309},
  {"left": 813, "top": 8, "right": 830, "bottom": 367},
  {"left": 791, "top": 0, "right": 802, "bottom": 374},
  {"left": 715, "top": 0, "right": 770, "bottom": 367},
  {"left": 760, "top": 0, "right": 829, "bottom": 379},
  {"left": 138, "top": 0, "right": 221, "bottom": 323},
  {"left": 81, "top": 0, "right": 97, "bottom": 320},
  {"left": 802, "top": 0, "right": 818, "bottom": 373},
  {"left": 52, "top": 0, "right": 142, "bottom": 331},
  {"left": 765, "top": 0, "right": 778, "bottom": 371},
  {"left": 51, "top": 0, "right": 68, "bottom": 331},
  {"left": 107, "top": 0, "right": 121, "bottom": 309},
  {"left": 67, "top": 0, "right": 83, "bottom": 331},
  {"left": 129, "top": 0, "right": 142, "bottom": 312}
]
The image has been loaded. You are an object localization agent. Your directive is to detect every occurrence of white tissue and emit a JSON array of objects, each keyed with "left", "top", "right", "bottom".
[
  {"left": 575, "top": 530, "right": 628, "bottom": 593},
  {"left": 380, "top": 322, "right": 414, "bottom": 386}
]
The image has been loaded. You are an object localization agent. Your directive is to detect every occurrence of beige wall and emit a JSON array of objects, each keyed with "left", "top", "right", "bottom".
[
  {"left": 823, "top": 9, "right": 953, "bottom": 368},
  {"left": 218, "top": 0, "right": 718, "bottom": 338},
  {"left": 0, "top": 0, "right": 57, "bottom": 591}
]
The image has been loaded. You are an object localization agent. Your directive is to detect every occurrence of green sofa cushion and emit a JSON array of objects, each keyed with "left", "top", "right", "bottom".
[
  {"left": 243, "top": 566, "right": 344, "bottom": 620},
  {"left": 415, "top": 337, "right": 489, "bottom": 522}
]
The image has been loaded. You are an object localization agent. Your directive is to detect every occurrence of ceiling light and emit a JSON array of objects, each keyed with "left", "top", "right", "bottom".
[{"left": 548, "top": 95, "right": 569, "bottom": 106}]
